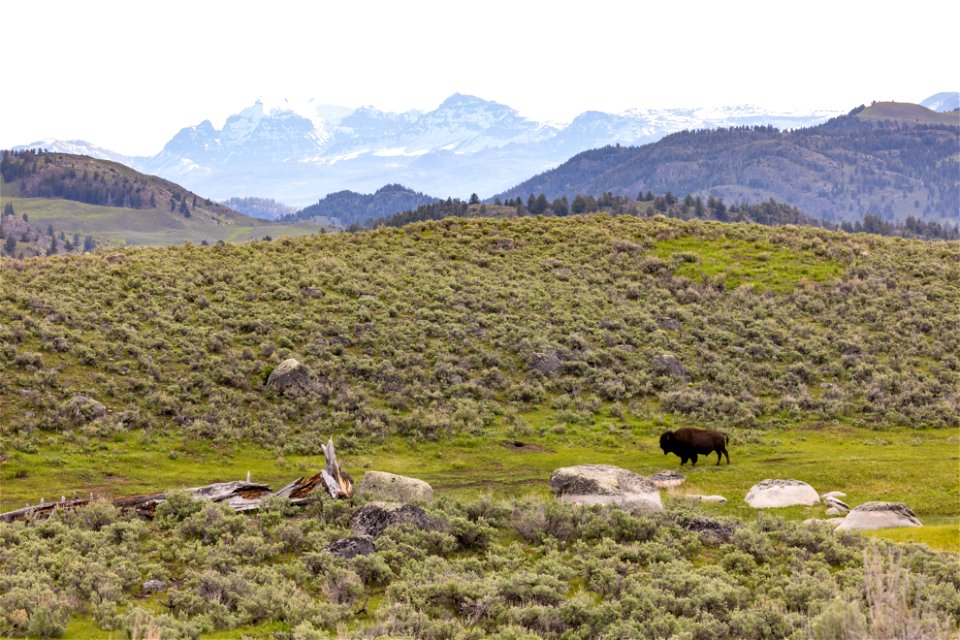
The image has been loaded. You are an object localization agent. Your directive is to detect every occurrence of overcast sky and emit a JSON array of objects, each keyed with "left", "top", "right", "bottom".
[{"left": 3, "top": 0, "right": 955, "bottom": 155}]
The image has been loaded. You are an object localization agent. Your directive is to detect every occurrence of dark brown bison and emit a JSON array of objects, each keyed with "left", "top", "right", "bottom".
[{"left": 659, "top": 428, "right": 730, "bottom": 465}]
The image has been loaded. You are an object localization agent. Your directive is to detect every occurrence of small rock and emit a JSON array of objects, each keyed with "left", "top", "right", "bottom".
[
  {"left": 824, "top": 497, "right": 850, "bottom": 513},
  {"left": 266, "top": 359, "right": 315, "bottom": 395},
  {"left": 677, "top": 514, "right": 733, "bottom": 543},
  {"left": 550, "top": 464, "right": 663, "bottom": 511},
  {"left": 821, "top": 491, "right": 847, "bottom": 500},
  {"left": 649, "top": 470, "right": 686, "bottom": 488},
  {"left": 694, "top": 495, "right": 728, "bottom": 504},
  {"left": 142, "top": 579, "right": 168, "bottom": 594},
  {"left": 324, "top": 536, "right": 375, "bottom": 559},
  {"left": 824, "top": 507, "right": 843, "bottom": 516},
  {"left": 745, "top": 479, "right": 820, "bottom": 508},
  {"left": 350, "top": 501, "right": 430, "bottom": 539},
  {"left": 835, "top": 502, "right": 922, "bottom": 531},
  {"left": 356, "top": 471, "right": 433, "bottom": 503}
]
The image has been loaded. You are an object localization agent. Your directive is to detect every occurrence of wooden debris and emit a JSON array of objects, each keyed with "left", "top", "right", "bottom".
[{"left": 0, "top": 440, "right": 352, "bottom": 523}]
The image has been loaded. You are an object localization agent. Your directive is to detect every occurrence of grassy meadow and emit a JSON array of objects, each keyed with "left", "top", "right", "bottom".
[{"left": 0, "top": 214, "right": 957, "bottom": 638}]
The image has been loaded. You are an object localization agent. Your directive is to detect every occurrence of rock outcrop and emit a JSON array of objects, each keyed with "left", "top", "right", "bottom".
[
  {"left": 745, "top": 479, "right": 820, "bottom": 508},
  {"left": 266, "top": 358, "right": 314, "bottom": 395},
  {"left": 356, "top": 471, "right": 433, "bottom": 503},
  {"left": 349, "top": 501, "right": 430, "bottom": 538},
  {"left": 549, "top": 464, "right": 663, "bottom": 511},
  {"left": 324, "top": 536, "right": 376, "bottom": 558},
  {"left": 835, "top": 502, "right": 922, "bottom": 531}
]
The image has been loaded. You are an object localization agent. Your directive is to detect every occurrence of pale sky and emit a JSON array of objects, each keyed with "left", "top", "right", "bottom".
[{"left": 2, "top": 0, "right": 955, "bottom": 156}]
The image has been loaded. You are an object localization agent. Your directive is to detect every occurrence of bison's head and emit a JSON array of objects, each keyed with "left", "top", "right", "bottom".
[{"left": 659, "top": 431, "right": 674, "bottom": 455}]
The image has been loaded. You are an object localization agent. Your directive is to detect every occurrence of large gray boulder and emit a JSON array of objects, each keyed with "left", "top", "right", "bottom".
[
  {"left": 835, "top": 502, "right": 922, "bottom": 531},
  {"left": 349, "top": 501, "right": 430, "bottom": 539},
  {"left": 266, "top": 359, "right": 314, "bottom": 395},
  {"left": 745, "top": 479, "right": 820, "bottom": 508},
  {"left": 549, "top": 464, "right": 663, "bottom": 511},
  {"left": 356, "top": 471, "right": 433, "bottom": 503},
  {"left": 529, "top": 351, "right": 562, "bottom": 378}
]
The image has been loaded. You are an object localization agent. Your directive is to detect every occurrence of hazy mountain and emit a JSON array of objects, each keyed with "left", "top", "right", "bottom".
[
  {"left": 221, "top": 197, "right": 298, "bottom": 220},
  {"left": 921, "top": 92, "right": 960, "bottom": 112},
  {"left": 14, "top": 95, "right": 840, "bottom": 206},
  {"left": 496, "top": 102, "right": 959, "bottom": 224}
]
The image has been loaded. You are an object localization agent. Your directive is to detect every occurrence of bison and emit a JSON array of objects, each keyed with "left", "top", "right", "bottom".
[{"left": 659, "top": 428, "right": 730, "bottom": 466}]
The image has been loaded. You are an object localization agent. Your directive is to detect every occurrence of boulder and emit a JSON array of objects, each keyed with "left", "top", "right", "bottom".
[
  {"left": 549, "top": 464, "right": 663, "bottom": 511},
  {"left": 356, "top": 471, "right": 433, "bottom": 503},
  {"left": 142, "top": 579, "right": 168, "bottom": 594},
  {"left": 529, "top": 351, "right": 562, "bottom": 378},
  {"left": 821, "top": 491, "right": 847, "bottom": 500},
  {"left": 835, "top": 502, "right": 922, "bottom": 531},
  {"left": 649, "top": 470, "right": 685, "bottom": 488},
  {"left": 825, "top": 507, "right": 843, "bottom": 516},
  {"left": 677, "top": 514, "right": 734, "bottom": 543},
  {"left": 745, "top": 479, "right": 820, "bottom": 508},
  {"left": 324, "top": 536, "right": 375, "bottom": 559},
  {"left": 266, "top": 359, "right": 314, "bottom": 395},
  {"left": 651, "top": 354, "right": 685, "bottom": 378},
  {"left": 349, "top": 501, "right": 430, "bottom": 539}
]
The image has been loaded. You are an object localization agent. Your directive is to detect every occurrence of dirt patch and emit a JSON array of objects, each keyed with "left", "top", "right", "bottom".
[
  {"left": 500, "top": 440, "right": 552, "bottom": 453},
  {"left": 761, "top": 457, "right": 787, "bottom": 463}
]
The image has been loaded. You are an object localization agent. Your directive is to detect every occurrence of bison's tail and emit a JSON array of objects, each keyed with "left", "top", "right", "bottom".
[{"left": 722, "top": 432, "right": 729, "bottom": 446}]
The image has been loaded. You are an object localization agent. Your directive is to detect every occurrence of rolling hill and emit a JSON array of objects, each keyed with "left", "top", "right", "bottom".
[
  {"left": 1, "top": 215, "right": 957, "bottom": 638},
  {"left": 0, "top": 150, "right": 326, "bottom": 246},
  {"left": 496, "top": 102, "right": 959, "bottom": 224}
]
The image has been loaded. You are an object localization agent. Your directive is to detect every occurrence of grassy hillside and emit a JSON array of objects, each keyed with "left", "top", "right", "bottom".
[
  {"left": 0, "top": 151, "right": 328, "bottom": 246},
  {"left": 856, "top": 101, "right": 959, "bottom": 125},
  {"left": 0, "top": 196, "right": 323, "bottom": 247},
  {"left": 1, "top": 215, "right": 957, "bottom": 638}
]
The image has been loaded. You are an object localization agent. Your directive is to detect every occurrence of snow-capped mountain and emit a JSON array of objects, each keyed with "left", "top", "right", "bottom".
[
  {"left": 10, "top": 139, "right": 144, "bottom": 166},
  {"left": 921, "top": 92, "right": 959, "bottom": 112},
  {"left": 14, "top": 95, "right": 844, "bottom": 206}
]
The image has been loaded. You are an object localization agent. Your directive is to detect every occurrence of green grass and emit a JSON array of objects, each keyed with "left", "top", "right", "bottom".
[
  {"left": 864, "top": 523, "right": 960, "bottom": 553},
  {"left": 653, "top": 236, "right": 843, "bottom": 292},
  {"left": 5, "top": 413, "right": 956, "bottom": 525},
  {"left": 2, "top": 196, "right": 324, "bottom": 246}
]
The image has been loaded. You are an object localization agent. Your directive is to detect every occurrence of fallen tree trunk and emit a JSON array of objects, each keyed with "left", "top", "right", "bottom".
[{"left": 0, "top": 439, "right": 351, "bottom": 523}]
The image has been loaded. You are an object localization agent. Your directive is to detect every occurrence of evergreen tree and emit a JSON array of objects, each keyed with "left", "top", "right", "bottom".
[{"left": 4, "top": 236, "right": 16, "bottom": 256}]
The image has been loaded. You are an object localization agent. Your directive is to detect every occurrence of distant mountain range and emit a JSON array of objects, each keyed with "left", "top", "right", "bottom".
[
  {"left": 496, "top": 102, "right": 959, "bottom": 224},
  {"left": 15, "top": 94, "right": 847, "bottom": 206}
]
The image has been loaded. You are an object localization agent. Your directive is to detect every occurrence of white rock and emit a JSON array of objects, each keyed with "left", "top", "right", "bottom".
[
  {"left": 745, "top": 479, "right": 820, "bottom": 508},
  {"left": 356, "top": 471, "right": 433, "bottom": 503},
  {"left": 825, "top": 507, "right": 842, "bottom": 516},
  {"left": 685, "top": 495, "right": 727, "bottom": 504},
  {"left": 835, "top": 502, "right": 922, "bottom": 531},
  {"left": 821, "top": 491, "right": 847, "bottom": 499},
  {"left": 550, "top": 464, "right": 663, "bottom": 511},
  {"left": 649, "top": 470, "right": 685, "bottom": 488}
]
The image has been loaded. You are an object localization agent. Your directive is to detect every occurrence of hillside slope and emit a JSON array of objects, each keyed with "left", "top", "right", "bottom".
[
  {"left": 287, "top": 183, "right": 437, "bottom": 226},
  {"left": 0, "top": 150, "right": 325, "bottom": 245},
  {"left": 2, "top": 216, "right": 955, "bottom": 452},
  {"left": 497, "top": 103, "right": 959, "bottom": 224}
]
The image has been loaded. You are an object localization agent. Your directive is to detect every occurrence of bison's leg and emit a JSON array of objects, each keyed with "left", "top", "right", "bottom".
[
  {"left": 680, "top": 455, "right": 688, "bottom": 465},
  {"left": 722, "top": 448, "right": 730, "bottom": 464},
  {"left": 690, "top": 453, "right": 698, "bottom": 466}
]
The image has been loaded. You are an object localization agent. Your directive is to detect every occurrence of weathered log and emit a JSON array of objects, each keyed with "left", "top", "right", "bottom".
[
  {"left": 321, "top": 438, "right": 354, "bottom": 498},
  {"left": 0, "top": 440, "right": 353, "bottom": 522}
]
